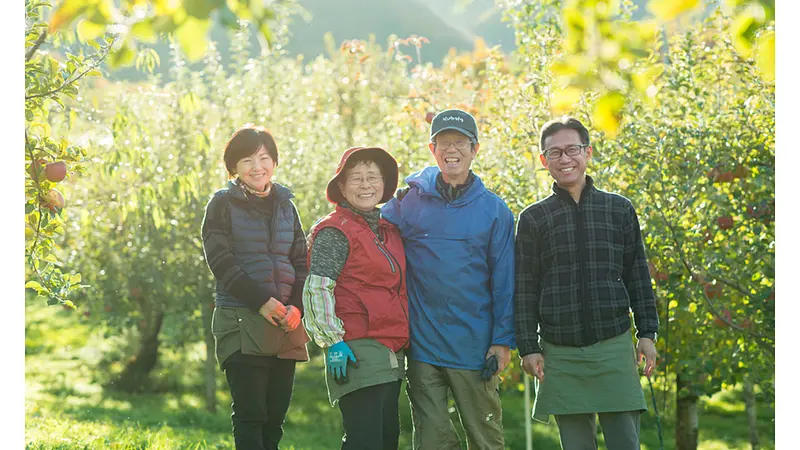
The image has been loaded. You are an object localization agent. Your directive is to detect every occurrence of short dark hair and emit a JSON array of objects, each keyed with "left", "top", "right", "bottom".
[
  {"left": 539, "top": 117, "right": 590, "bottom": 152},
  {"left": 223, "top": 125, "right": 279, "bottom": 176}
]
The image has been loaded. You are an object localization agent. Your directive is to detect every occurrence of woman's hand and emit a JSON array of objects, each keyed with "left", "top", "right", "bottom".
[
  {"left": 259, "top": 298, "right": 287, "bottom": 326},
  {"left": 280, "top": 305, "right": 301, "bottom": 331}
]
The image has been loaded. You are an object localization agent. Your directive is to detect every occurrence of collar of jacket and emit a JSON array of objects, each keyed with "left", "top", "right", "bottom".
[
  {"left": 405, "top": 165, "right": 485, "bottom": 205},
  {"left": 435, "top": 170, "right": 476, "bottom": 202},
  {"left": 551, "top": 175, "right": 596, "bottom": 204},
  {"left": 226, "top": 179, "right": 293, "bottom": 203},
  {"left": 334, "top": 202, "right": 391, "bottom": 231}
]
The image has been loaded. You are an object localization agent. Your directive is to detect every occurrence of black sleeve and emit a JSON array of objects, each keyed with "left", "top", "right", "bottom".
[
  {"left": 621, "top": 202, "right": 659, "bottom": 338},
  {"left": 287, "top": 201, "right": 309, "bottom": 313},
  {"left": 514, "top": 210, "right": 543, "bottom": 355},
  {"left": 201, "top": 194, "right": 275, "bottom": 313}
]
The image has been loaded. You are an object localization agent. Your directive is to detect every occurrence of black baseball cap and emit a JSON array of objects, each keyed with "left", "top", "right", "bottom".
[{"left": 430, "top": 109, "right": 479, "bottom": 143}]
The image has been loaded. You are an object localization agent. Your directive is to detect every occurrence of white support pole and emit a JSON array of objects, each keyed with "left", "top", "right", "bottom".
[{"left": 524, "top": 373, "right": 532, "bottom": 450}]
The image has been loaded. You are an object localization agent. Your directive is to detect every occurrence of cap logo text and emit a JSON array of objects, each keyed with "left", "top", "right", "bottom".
[{"left": 442, "top": 116, "right": 464, "bottom": 122}]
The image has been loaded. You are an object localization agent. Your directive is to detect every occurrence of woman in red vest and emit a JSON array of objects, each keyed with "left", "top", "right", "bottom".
[{"left": 302, "top": 146, "right": 410, "bottom": 450}]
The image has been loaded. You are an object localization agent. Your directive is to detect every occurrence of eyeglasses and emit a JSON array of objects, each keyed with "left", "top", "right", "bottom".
[
  {"left": 346, "top": 175, "right": 383, "bottom": 186},
  {"left": 543, "top": 144, "right": 588, "bottom": 160},
  {"left": 434, "top": 140, "right": 472, "bottom": 151}
]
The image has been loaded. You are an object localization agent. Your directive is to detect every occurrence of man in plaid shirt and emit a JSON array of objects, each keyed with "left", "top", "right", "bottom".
[{"left": 514, "top": 117, "right": 658, "bottom": 449}]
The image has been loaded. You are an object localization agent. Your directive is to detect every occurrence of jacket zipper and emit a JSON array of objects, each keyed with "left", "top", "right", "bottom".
[
  {"left": 374, "top": 237, "right": 396, "bottom": 274},
  {"left": 376, "top": 229, "right": 411, "bottom": 350}
]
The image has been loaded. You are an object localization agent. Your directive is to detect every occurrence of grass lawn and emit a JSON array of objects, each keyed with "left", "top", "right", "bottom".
[{"left": 25, "top": 301, "right": 774, "bottom": 449}]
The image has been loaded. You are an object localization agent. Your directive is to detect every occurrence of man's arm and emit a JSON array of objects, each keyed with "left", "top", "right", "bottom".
[
  {"left": 621, "top": 202, "right": 659, "bottom": 339},
  {"left": 488, "top": 205, "right": 516, "bottom": 349},
  {"left": 380, "top": 191, "right": 405, "bottom": 230},
  {"left": 514, "top": 210, "right": 543, "bottom": 356}
]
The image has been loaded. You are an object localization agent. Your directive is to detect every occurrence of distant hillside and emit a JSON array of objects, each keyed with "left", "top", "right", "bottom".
[
  {"left": 105, "top": 0, "right": 516, "bottom": 81},
  {"left": 103, "top": 0, "right": 681, "bottom": 82}
]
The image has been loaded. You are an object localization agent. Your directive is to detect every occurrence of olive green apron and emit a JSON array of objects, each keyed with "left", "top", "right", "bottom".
[
  {"left": 532, "top": 331, "right": 647, "bottom": 423},
  {"left": 324, "top": 338, "right": 406, "bottom": 406},
  {"left": 211, "top": 306, "right": 310, "bottom": 369}
]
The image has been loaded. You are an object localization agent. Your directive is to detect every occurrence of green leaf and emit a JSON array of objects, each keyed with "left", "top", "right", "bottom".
[
  {"left": 76, "top": 19, "right": 105, "bottom": 42},
  {"left": 755, "top": 30, "right": 774, "bottom": 83},
  {"left": 258, "top": 20, "right": 274, "bottom": 51},
  {"left": 25, "top": 280, "right": 43, "bottom": 290},
  {"left": 647, "top": 0, "right": 701, "bottom": 21},
  {"left": 109, "top": 41, "right": 136, "bottom": 68},
  {"left": 131, "top": 18, "right": 158, "bottom": 43},
  {"left": 592, "top": 91, "right": 626, "bottom": 138},
  {"left": 184, "top": 0, "right": 214, "bottom": 18},
  {"left": 550, "top": 86, "right": 582, "bottom": 114},
  {"left": 175, "top": 17, "right": 210, "bottom": 61},
  {"left": 49, "top": 0, "right": 91, "bottom": 32}
]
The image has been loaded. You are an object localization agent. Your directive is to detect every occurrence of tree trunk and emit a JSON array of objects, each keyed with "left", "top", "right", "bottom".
[
  {"left": 203, "top": 301, "right": 217, "bottom": 413},
  {"left": 113, "top": 310, "right": 164, "bottom": 392},
  {"left": 744, "top": 379, "right": 760, "bottom": 450},
  {"left": 675, "top": 373, "right": 699, "bottom": 450}
]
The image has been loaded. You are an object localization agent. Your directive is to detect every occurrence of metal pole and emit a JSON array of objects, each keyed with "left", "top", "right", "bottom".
[{"left": 524, "top": 373, "right": 532, "bottom": 450}]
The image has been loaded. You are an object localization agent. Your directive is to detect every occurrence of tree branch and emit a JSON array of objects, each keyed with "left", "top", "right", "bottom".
[
  {"left": 26, "top": 37, "right": 116, "bottom": 101},
  {"left": 26, "top": 31, "right": 47, "bottom": 61}
]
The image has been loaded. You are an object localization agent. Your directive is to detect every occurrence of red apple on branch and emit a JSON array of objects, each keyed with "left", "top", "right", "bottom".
[
  {"left": 713, "top": 308, "right": 732, "bottom": 327},
  {"left": 703, "top": 282, "right": 723, "bottom": 299},
  {"left": 42, "top": 189, "right": 65, "bottom": 211},
  {"left": 45, "top": 161, "right": 67, "bottom": 182}
]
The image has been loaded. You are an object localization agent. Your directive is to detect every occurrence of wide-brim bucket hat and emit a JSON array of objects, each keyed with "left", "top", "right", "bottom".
[{"left": 326, "top": 146, "right": 399, "bottom": 205}]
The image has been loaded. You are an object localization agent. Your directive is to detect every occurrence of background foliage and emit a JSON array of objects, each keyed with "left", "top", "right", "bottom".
[{"left": 25, "top": 0, "right": 774, "bottom": 448}]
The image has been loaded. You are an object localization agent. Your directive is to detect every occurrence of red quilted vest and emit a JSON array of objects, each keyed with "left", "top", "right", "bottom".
[{"left": 309, "top": 206, "right": 409, "bottom": 352}]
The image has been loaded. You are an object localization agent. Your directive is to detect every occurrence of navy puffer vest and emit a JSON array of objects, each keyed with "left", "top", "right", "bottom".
[{"left": 214, "top": 180, "right": 298, "bottom": 306}]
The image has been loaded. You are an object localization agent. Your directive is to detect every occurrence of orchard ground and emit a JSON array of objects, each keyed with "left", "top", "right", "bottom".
[{"left": 25, "top": 298, "right": 774, "bottom": 450}]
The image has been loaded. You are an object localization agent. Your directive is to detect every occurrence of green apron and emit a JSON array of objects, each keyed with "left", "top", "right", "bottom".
[
  {"left": 324, "top": 338, "right": 406, "bottom": 406},
  {"left": 532, "top": 331, "right": 647, "bottom": 423}
]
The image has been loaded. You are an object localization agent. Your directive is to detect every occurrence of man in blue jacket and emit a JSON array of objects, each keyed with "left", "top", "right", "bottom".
[{"left": 382, "top": 109, "right": 515, "bottom": 450}]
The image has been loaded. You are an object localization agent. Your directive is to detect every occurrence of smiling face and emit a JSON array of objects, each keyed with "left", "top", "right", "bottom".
[
  {"left": 539, "top": 128, "right": 592, "bottom": 191},
  {"left": 338, "top": 160, "right": 384, "bottom": 212},
  {"left": 429, "top": 130, "right": 479, "bottom": 185},
  {"left": 234, "top": 145, "right": 275, "bottom": 192}
]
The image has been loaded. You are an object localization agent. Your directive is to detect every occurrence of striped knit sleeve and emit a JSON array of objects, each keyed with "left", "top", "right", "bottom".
[
  {"left": 302, "top": 275, "right": 344, "bottom": 348},
  {"left": 301, "top": 226, "right": 350, "bottom": 347}
]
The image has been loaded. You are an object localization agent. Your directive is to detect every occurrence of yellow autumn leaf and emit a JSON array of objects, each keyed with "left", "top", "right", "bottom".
[
  {"left": 592, "top": 92, "right": 625, "bottom": 138},
  {"left": 647, "top": 0, "right": 700, "bottom": 21},
  {"left": 551, "top": 87, "right": 582, "bottom": 114},
  {"left": 77, "top": 19, "right": 105, "bottom": 42},
  {"left": 175, "top": 16, "right": 210, "bottom": 62},
  {"left": 49, "top": 0, "right": 92, "bottom": 33},
  {"left": 631, "top": 64, "right": 664, "bottom": 93},
  {"left": 755, "top": 30, "right": 775, "bottom": 83},
  {"left": 64, "top": 300, "right": 76, "bottom": 310}
]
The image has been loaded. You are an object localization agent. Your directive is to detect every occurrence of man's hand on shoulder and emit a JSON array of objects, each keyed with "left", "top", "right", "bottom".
[{"left": 395, "top": 186, "right": 410, "bottom": 202}]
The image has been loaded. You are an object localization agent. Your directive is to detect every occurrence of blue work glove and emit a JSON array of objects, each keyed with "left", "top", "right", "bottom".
[{"left": 327, "top": 341, "right": 358, "bottom": 381}]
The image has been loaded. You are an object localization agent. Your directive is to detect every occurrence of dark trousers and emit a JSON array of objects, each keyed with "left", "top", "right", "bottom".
[
  {"left": 224, "top": 352, "right": 297, "bottom": 450},
  {"left": 555, "top": 411, "right": 641, "bottom": 450},
  {"left": 338, "top": 380, "right": 402, "bottom": 450}
]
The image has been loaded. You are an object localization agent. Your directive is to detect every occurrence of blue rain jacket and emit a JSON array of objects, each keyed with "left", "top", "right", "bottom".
[{"left": 381, "top": 166, "right": 515, "bottom": 370}]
